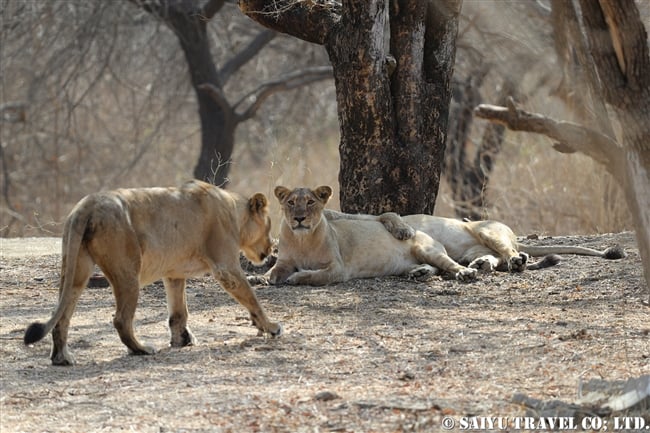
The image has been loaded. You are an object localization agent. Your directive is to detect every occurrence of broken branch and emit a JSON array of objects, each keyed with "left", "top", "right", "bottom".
[{"left": 474, "top": 97, "right": 618, "bottom": 166}]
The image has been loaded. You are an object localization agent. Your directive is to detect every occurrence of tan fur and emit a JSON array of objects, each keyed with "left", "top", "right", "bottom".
[
  {"left": 378, "top": 215, "right": 625, "bottom": 272},
  {"left": 24, "top": 180, "right": 281, "bottom": 366},
  {"left": 263, "top": 186, "right": 477, "bottom": 286}
]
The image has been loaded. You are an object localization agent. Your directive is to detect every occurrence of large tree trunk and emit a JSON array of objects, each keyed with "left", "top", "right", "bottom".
[
  {"left": 332, "top": 1, "right": 460, "bottom": 214},
  {"left": 621, "top": 151, "right": 650, "bottom": 298},
  {"left": 579, "top": 0, "right": 650, "bottom": 299},
  {"left": 240, "top": 0, "right": 461, "bottom": 214},
  {"left": 326, "top": 2, "right": 395, "bottom": 213}
]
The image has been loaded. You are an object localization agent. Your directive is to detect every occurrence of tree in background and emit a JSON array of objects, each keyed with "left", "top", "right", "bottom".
[
  {"left": 444, "top": 69, "right": 515, "bottom": 221},
  {"left": 477, "top": 0, "right": 650, "bottom": 299},
  {"left": 442, "top": 1, "right": 557, "bottom": 221},
  {"left": 239, "top": 0, "right": 462, "bottom": 214},
  {"left": 128, "top": 0, "right": 331, "bottom": 186}
]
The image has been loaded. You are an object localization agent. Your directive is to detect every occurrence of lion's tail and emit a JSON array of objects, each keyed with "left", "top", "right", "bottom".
[
  {"left": 526, "top": 254, "right": 561, "bottom": 270},
  {"left": 24, "top": 207, "right": 91, "bottom": 346},
  {"left": 518, "top": 244, "right": 626, "bottom": 260}
]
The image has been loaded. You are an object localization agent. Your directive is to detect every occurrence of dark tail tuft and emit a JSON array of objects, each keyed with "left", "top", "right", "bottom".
[
  {"left": 527, "top": 254, "right": 561, "bottom": 270},
  {"left": 603, "top": 245, "right": 626, "bottom": 260},
  {"left": 24, "top": 322, "right": 47, "bottom": 345}
]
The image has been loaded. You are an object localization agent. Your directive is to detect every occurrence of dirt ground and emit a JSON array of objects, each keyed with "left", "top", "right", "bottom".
[{"left": 1, "top": 233, "right": 648, "bottom": 433}]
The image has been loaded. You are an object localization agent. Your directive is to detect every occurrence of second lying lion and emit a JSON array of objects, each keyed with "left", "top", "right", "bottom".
[
  {"left": 326, "top": 206, "right": 625, "bottom": 273},
  {"left": 263, "top": 185, "right": 478, "bottom": 286}
]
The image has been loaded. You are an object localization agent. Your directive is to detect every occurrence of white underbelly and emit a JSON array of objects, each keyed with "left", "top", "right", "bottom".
[
  {"left": 138, "top": 253, "right": 210, "bottom": 286},
  {"left": 345, "top": 248, "right": 417, "bottom": 280}
]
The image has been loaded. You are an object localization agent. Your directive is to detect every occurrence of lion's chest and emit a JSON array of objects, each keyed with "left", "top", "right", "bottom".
[
  {"left": 291, "top": 244, "right": 335, "bottom": 271},
  {"left": 278, "top": 230, "right": 336, "bottom": 272}
]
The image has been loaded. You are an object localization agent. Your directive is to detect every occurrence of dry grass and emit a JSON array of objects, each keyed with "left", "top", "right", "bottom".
[{"left": 3, "top": 121, "right": 632, "bottom": 239}]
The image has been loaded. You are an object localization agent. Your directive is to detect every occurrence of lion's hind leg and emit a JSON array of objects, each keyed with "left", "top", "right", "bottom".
[
  {"left": 107, "top": 271, "right": 155, "bottom": 356},
  {"left": 95, "top": 251, "right": 154, "bottom": 356},
  {"left": 412, "top": 233, "right": 477, "bottom": 282},
  {"left": 378, "top": 212, "right": 415, "bottom": 240},
  {"left": 164, "top": 277, "right": 197, "bottom": 347},
  {"left": 50, "top": 248, "right": 94, "bottom": 366},
  {"left": 470, "top": 223, "right": 525, "bottom": 272}
]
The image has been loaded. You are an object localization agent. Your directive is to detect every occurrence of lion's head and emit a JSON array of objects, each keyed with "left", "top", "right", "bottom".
[
  {"left": 274, "top": 185, "right": 332, "bottom": 233},
  {"left": 240, "top": 193, "right": 274, "bottom": 265}
]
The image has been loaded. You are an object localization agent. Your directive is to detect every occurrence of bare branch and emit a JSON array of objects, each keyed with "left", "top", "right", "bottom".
[
  {"left": 474, "top": 98, "right": 620, "bottom": 167},
  {"left": 233, "top": 65, "right": 333, "bottom": 122},
  {"left": 219, "top": 29, "right": 277, "bottom": 84}
]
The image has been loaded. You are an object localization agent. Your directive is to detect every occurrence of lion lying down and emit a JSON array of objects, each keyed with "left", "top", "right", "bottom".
[
  {"left": 261, "top": 185, "right": 479, "bottom": 286},
  {"left": 370, "top": 214, "right": 625, "bottom": 272},
  {"left": 258, "top": 185, "right": 625, "bottom": 287},
  {"left": 24, "top": 180, "right": 282, "bottom": 366}
]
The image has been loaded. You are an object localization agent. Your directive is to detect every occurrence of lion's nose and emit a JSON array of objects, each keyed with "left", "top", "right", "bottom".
[{"left": 294, "top": 216, "right": 305, "bottom": 224}]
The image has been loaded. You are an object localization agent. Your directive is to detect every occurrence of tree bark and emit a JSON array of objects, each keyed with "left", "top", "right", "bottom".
[
  {"left": 239, "top": 0, "right": 461, "bottom": 214},
  {"left": 327, "top": 1, "right": 398, "bottom": 213},
  {"left": 578, "top": 0, "right": 650, "bottom": 299}
]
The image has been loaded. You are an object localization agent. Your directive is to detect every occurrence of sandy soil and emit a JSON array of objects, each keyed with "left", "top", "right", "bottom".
[{"left": 1, "top": 233, "right": 648, "bottom": 432}]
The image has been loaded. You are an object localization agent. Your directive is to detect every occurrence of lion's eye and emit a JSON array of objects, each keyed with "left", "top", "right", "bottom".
[
  {"left": 307, "top": 199, "right": 315, "bottom": 206},
  {"left": 287, "top": 200, "right": 295, "bottom": 206}
]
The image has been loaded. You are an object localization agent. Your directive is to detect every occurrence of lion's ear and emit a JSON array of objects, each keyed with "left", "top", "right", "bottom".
[
  {"left": 314, "top": 186, "right": 332, "bottom": 203},
  {"left": 249, "top": 193, "right": 269, "bottom": 214},
  {"left": 274, "top": 186, "right": 291, "bottom": 202}
]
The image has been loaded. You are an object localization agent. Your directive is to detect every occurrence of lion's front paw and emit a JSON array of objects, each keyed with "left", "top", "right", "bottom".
[
  {"left": 469, "top": 256, "right": 498, "bottom": 272},
  {"left": 268, "top": 265, "right": 296, "bottom": 285},
  {"left": 408, "top": 264, "right": 438, "bottom": 280},
  {"left": 128, "top": 345, "right": 156, "bottom": 356},
  {"left": 256, "top": 322, "right": 283, "bottom": 338},
  {"left": 395, "top": 226, "right": 416, "bottom": 241},
  {"left": 247, "top": 275, "right": 270, "bottom": 286},
  {"left": 455, "top": 267, "right": 478, "bottom": 282},
  {"left": 284, "top": 274, "right": 297, "bottom": 285},
  {"left": 284, "top": 271, "right": 314, "bottom": 286},
  {"left": 508, "top": 252, "right": 528, "bottom": 272}
]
